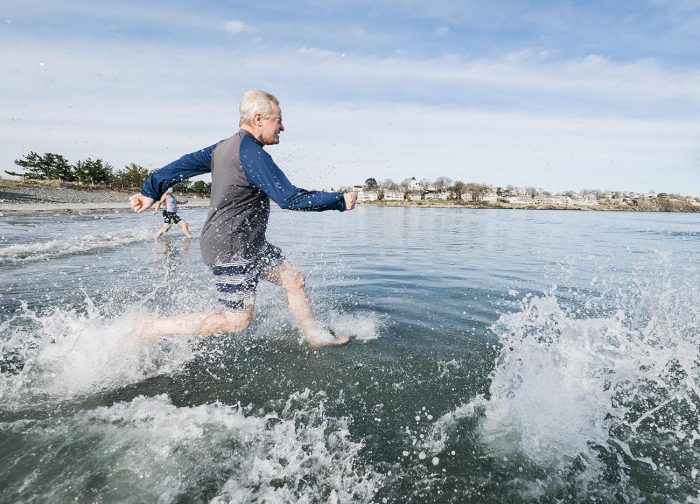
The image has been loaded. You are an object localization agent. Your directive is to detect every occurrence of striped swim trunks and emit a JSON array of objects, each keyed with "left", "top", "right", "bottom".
[{"left": 211, "top": 242, "right": 285, "bottom": 312}]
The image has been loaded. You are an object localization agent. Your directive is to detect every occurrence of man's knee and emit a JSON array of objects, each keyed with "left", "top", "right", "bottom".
[{"left": 280, "top": 267, "right": 305, "bottom": 291}]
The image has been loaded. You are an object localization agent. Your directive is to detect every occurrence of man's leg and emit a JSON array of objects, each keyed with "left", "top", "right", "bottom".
[
  {"left": 136, "top": 261, "right": 258, "bottom": 341},
  {"left": 155, "top": 223, "right": 171, "bottom": 238},
  {"left": 177, "top": 219, "right": 192, "bottom": 238},
  {"left": 140, "top": 307, "right": 254, "bottom": 340},
  {"left": 264, "top": 262, "right": 349, "bottom": 347}
]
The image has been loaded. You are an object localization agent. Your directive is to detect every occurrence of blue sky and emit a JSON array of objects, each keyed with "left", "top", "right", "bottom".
[{"left": 1, "top": 0, "right": 699, "bottom": 194}]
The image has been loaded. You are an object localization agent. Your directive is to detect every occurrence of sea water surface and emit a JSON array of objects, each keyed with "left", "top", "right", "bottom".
[{"left": 0, "top": 206, "right": 698, "bottom": 502}]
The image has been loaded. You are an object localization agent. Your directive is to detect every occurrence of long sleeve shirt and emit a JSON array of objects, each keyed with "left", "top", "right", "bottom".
[{"left": 140, "top": 129, "right": 347, "bottom": 265}]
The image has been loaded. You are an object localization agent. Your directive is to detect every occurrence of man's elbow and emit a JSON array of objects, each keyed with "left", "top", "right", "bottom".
[{"left": 276, "top": 199, "right": 293, "bottom": 210}]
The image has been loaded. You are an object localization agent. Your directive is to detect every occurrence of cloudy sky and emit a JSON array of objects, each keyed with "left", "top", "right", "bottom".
[{"left": 2, "top": 0, "right": 699, "bottom": 194}]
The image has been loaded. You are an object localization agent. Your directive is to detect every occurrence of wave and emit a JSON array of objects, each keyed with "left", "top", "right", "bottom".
[
  {"left": 0, "top": 301, "right": 197, "bottom": 407},
  {"left": 421, "top": 255, "right": 700, "bottom": 501},
  {"left": 0, "top": 228, "right": 153, "bottom": 265},
  {"left": 1, "top": 391, "right": 383, "bottom": 503}
]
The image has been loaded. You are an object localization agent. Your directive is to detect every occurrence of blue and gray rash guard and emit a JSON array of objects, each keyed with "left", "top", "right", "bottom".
[{"left": 141, "top": 129, "right": 347, "bottom": 265}]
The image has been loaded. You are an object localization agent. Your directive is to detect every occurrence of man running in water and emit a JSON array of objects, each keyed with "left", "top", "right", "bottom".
[
  {"left": 153, "top": 188, "right": 192, "bottom": 238},
  {"left": 129, "top": 90, "right": 356, "bottom": 347}
]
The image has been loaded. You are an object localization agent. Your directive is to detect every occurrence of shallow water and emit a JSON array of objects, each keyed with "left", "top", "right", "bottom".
[{"left": 1, "top": 206, "right": 698, "bottom": 502}]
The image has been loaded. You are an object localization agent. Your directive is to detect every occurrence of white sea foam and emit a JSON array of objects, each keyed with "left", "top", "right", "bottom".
[
  {"left": 0, "top": 228, "right": 153, "bottom": 265},
  {"left": 2, "top": 391, "right": 382, "bottom": 502},
  {"left": 424, "top": 256, "right": 700, "bottom": 499},
  {"left": 0, "top": 301, "right": 196, "bottom": 406},
  {"left": 328, "top": 310, "right": 383, "bottom": 342},
  {"left": 247, "top": 300, "right": 384, "bottom": 344}
]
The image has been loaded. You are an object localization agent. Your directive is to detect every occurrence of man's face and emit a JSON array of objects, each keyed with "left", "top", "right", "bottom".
[{"left": 258, "top": 103, "right": 284, "bottom": 145}]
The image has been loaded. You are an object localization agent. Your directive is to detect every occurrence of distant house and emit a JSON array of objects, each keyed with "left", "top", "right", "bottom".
[
  {"left": 383, "top": 191, "right": 404, "bottom": 201},
  {"left": 424, "top": 192, "right": 449, "bottom": 200},
  {"left": 408, "top": 177, "right": 422, "bottom": 191},
  {"left": 407, "top": 192, "right": 422, "bottom": 201},
  {"left": 534, "top": 195, "right": 573, "bottom": 205},
  {"left": 356, "top": 190, "right": 378, "bottom": 203},
  {"left": 481, "top": 192, "right": 498, "bottom": 203},
  {"left": 506, "top": 194, "right": 533, "bottom": 205},
  {"left": 461, "top": 193, "right": 473, "bottom": 202},
  {"left": 572, "top": 195, "right": 597, "bottom": 206}
]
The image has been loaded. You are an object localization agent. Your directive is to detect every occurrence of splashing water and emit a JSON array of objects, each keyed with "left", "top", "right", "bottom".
[
  {"left": 425, "top": 257, "right": 700, "bottom": 500},
  {"left": 0, "top": 299, "right": 197, "bottom": 408},
  {"left": 1, "top": 391, "right": 383, "bottom": 503},
  {"left": 328, "top": 310, "right": 384, "bottom": 342}
]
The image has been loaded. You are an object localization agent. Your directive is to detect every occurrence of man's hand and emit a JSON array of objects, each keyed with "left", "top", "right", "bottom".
[
  {"left": 129, "top": 193, "right": 155, "bottom": 213},
  {"left": 344, "top": 191, "right": 357, "bottom": 211}
]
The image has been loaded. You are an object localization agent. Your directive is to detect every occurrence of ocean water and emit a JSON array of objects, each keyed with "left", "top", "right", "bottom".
[{"left": 0, "top": 205, "right": 698, "bottom": 503}]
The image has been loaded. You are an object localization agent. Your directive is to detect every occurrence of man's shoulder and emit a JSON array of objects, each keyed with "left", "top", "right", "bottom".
[{"left": 213, "top": 130, "right": 255, "bottom": 151}]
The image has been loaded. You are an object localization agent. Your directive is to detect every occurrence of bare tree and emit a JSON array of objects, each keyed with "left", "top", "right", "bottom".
[
  {"left": 433, "top": 176, "right": 453, "bottom": 190},
  {"left": 380, "top": 178, "right": 399, "bottom": 190},
  {"left": 466, "top": 183, "right": 490, "bottom": 201}
]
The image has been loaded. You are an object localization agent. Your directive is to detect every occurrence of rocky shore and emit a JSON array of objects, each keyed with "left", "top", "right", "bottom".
[
  {"left": 1, "top": 178, "right": 697, "bottom": 214},
  {"left": 0, "top": 179, "right": 210, "bottom": 213},
  {"left": 368, "top": 198, "right": 700, "bottom": 212}
]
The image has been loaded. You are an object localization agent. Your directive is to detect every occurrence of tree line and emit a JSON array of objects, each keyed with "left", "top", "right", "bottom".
[{"left": 5, "top": 151, "right": 211, "bottom": 195}]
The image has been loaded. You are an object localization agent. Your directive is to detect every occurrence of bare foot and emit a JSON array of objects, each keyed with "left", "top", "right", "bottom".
[{"left": 306, "top": 329, "right": 350, "bottom": 347}]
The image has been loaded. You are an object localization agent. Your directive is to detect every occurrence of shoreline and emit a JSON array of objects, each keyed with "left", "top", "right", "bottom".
[
  {"left": 355, "top": 199, "right": 700, "bottom": 213},
  {"left": 2, "top": 199, "right": 696, "bottom": 214},
  {"left": 1, "top": 179, "right": 698, "bottom": 214}
]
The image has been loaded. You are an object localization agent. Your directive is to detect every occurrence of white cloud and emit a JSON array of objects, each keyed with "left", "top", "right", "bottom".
[
  {"left": 433, "top": 26, "right": 450, "bottom": 37},
  {"left": 1, "top": 36, "right": 698, "bottom": 195},
  {"left": 223, "top": 19, "right": 248, "bottom": 34},
  {"left": 280, "top": 102, "right": 698, "bottom": 193}
]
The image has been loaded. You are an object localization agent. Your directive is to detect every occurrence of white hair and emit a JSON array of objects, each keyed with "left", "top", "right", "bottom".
[{"left": 239, "top": 90, "right": 279, "bottom": 126}]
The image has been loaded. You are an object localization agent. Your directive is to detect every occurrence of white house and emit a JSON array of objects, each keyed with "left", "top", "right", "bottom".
[
  {"left": 505, "top": 194, "right": 532, "bottom": 204},
  {"left": 534, "top": 195, "right": 573, "bottom": 205},
  {"left": 572, "top": 195, "right": 597, "bottom": 206},
  {"left": 408, "top": 177, "right": 422, "bottom": 191},
  {"left": 356, "top": 191, "right": 378, "bottom": 203},
  {"left": 407, "top": 192, "right": 422, "bottom": 201},
  {"left": 383, "top": 191, "right": 404, "bottom": 201},
  {"left": 424, "top": 192, "right": 449, "bottom": 200},
  {"left": 481, "top": 191, "right": 498, "bottom": 203}
]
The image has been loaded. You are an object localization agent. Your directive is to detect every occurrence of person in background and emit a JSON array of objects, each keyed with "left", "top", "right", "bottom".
[
  {"left": 153, "top": 187, "right": 192, "bottom": 238},
  {"left": 129, "top": 90, "right": 357, "bottom": 347}
]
